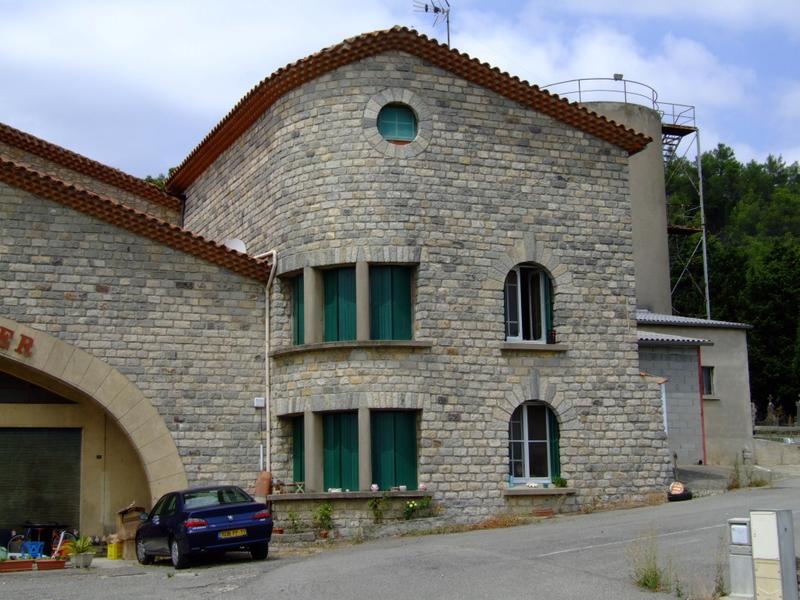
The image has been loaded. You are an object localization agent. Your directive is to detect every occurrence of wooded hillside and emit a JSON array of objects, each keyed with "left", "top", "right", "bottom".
[{"left": 667, "top": 145, "right": 799, "bottom": 421}]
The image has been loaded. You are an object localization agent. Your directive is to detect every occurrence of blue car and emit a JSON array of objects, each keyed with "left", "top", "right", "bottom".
[{"left": 135, "top": 485, "right": 273, "bottom": 569}]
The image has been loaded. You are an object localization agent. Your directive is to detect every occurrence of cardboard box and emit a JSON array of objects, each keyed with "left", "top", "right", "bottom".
[{"left": 116, "top": 502, "right": 146, "bottom": 541}]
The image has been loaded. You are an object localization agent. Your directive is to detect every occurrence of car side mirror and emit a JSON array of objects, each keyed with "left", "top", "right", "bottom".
[{"left": 139, "top": 512, "right": 149, "bottom": 522}]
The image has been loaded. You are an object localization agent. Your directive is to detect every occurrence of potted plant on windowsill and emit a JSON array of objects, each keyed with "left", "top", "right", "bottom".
[{"left": 66, "top": 535, "right": 94, "bottom": 568}]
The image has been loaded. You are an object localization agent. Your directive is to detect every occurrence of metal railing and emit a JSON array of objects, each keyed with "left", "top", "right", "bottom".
[{"left": 541, "top": 78, "right": 695, "bottom": 128}]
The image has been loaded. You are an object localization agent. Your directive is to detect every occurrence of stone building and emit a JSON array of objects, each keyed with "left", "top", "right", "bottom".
[{"left": 3, "top": 26, "right": 732, "bottom": 536}]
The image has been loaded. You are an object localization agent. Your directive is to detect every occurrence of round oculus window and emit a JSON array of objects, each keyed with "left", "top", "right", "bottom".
[{"left": 377, "top": 103, "right": 418, "bottom": 143}]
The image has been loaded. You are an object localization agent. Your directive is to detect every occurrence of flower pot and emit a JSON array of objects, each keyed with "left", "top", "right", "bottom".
[
  {"left": 0, "top": 559, "right": 35, "bottom": 572},
  {"left": 35, "top": 559, "right": 66, "bottom": 571},
  {"left": 71, "top": 552, "right": 94, "bottom": 568}
]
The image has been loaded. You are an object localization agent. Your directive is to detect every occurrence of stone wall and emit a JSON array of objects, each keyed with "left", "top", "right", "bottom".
[
  {"left": 639, "top": 346, "right": 703, "bottom": 464},
  {"left": 183, "top": 51, "right": 673, "bottom": 514},
  {"left": 0, "top": 182, "right": 265, "bottom": 491}
]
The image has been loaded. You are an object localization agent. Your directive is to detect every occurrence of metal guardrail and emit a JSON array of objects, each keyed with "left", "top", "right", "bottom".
[{"left": 541, "top": 77, "right": 695, "bottom": 128}]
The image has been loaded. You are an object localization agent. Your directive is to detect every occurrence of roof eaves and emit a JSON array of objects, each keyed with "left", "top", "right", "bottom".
[
  {"left": 637, "top": 330, "right": 713, "bottom": 347},
  {"left": 0, "top": 154, "right": 270, "bottom": 282},
  {"left": 636, "top": 309, "right": 751, "bottom": 330},
  {"left": 166, "top": 26, "right": 650, "bottom": 193},
  {"left": 0, "top": 121, "right": 182, "bottom": 212}
]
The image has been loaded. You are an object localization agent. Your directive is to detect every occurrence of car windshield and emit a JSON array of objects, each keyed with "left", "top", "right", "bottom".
[{"left": 182, "top": 487, "right": 252, "bottom": 510}]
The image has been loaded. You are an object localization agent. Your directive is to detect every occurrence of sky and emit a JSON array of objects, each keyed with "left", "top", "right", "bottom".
[{"left": 1, "top": 0, "right": 798, "bottom": 178}]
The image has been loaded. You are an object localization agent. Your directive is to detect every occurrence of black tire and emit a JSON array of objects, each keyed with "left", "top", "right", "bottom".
[
  {"left": 250, "top": 541, "right": 269, "bottom": 561},
  {"left": 170, "top": 538, "right": 190, "bottom": 569},
  {"left": 136, "top": 536, "right": 154, "bottom": 565}
]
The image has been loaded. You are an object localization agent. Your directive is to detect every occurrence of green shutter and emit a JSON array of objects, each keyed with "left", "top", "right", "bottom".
[
  {"left": 371, "top": 411, "right": 395, "bottom": 490},
  {"left": 293, "top": 276, "right": 304, "bottom": 345},
  {"left": 339, "top": 412, "right": 359, "bottom": 490},
  {"left": 394, "top": 411, "right": 417, "bottom": 489},
  {"left": 323, "top": 270, "right": 338, "bottom": 342},
  {"left": 370, "top": 411, "right": 417, "bottom": 490},
  {"left": 338, "top": 268, "right": 356, "bottom": 341},
  {"left": 392, "top": 267, "right": 412, "bottom": 340},
  {"left": 323, "top": 414, "right": 339, "bottom": 490},
  {"left": 547, "top": 408, "right": 561, "bottom": 479},
  {"left": 324, "top": 268, "right": 356, "bottom": 342},
  {"left": 292, "top": 416, "right": 305, "bottom": 483},
  {"left": 370, "top": 266, "right": 393, "bottom": 339},
  {"left": 370, "top": 266, "right": 412, "bottom": 340},
  {"left": 323, "top": 413, "right": 358, "bottom": 490},
  {"left": 544, "top": 274, "right": 553, "bottom": 342}
]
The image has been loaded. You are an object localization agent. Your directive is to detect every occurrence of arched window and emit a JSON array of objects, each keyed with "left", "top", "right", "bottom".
[
  {"left": 504, "top": 264, "right": 554, "bottom": 343},
  {"left": 377, "top": 103, "right": 418, "bottom": 143},
  {"left": 508, "top": 403, "right": 560, "bottom": 483}
]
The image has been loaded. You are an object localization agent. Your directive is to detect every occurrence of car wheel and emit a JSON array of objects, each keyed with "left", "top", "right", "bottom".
[
  {"left": 250, "top": 542, "right": 269, "bottom": 560},
  {"left": 170, "top": 538, "right": 190, "bottom": 569},
  {"left": 136, "top": 537, "right": 154, "bottom": 565}
]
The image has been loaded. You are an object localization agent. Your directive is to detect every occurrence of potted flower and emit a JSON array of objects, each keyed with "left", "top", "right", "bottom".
[
  {"left": 312, "top": 501, "right": 334, "bottom": 539},
  {"left": 66, "top": 535, "right": 94, "bottom": 568}
]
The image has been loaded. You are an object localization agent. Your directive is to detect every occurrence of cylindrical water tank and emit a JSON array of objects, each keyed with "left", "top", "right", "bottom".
[{"left": 583, "top": 101, "right": 672, "bottom": 314}]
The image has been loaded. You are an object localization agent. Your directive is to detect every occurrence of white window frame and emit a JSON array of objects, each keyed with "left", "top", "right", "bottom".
[
  {"left": 505, "top": 265, "right": 548, "bottom": 343},
  {"left": 509, "top": 402, "right": 553, "bottom": 484}
]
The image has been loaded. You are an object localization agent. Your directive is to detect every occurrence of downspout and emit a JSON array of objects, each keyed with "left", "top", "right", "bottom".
[
  {"left": 255, "top": 250, "right": 277, "bottom": 473},
  {"left": 696, "top": 347, "right": 707, "bottom": 465}
]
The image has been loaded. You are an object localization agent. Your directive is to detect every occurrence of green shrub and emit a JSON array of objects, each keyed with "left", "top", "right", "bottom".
[{"left": 312, "top": 501, "right": 333, "bottom": 531}]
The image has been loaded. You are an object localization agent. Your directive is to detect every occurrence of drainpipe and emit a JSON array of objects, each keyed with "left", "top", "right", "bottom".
[
  {"left": 254, "top": 250, "right": 277, "bottom": 473},
  {"left": 696, "top": 347, "right": 707, "bottom": 465}
]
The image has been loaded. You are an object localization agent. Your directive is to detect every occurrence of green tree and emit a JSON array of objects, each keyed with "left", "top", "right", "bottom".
[{"left": 667, "top": 145, "right": 800, "bottom": 419}]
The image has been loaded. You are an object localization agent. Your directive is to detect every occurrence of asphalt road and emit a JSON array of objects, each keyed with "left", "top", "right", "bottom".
[{"left": 4, "top": 474, "right": 800, "bottom": 600}]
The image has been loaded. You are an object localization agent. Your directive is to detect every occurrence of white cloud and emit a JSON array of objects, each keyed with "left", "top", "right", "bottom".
[
  {"left": 552, "top": 0, "right": 800, "bottom": 35},
  {"left": 0, "top": 0, "right": 788, "bottom": 175},
  {"left": 0, "top": 0, "right": 400, "bottom": 114}
]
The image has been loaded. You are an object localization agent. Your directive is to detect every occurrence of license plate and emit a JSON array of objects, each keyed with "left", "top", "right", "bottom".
[{"left": 219, "top": 528, "right": 247, "bottom": 539}]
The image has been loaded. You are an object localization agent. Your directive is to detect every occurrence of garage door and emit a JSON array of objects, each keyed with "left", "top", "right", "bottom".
[{"left": 0, "top": 428, "right": 81, "bottom": 530}]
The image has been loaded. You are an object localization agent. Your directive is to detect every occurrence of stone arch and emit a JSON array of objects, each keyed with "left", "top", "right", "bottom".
[
  {"left": 484, "top": 232, "right": 575, "bottom": 294},
  {"left": 492, "top": 368, "right": 575, "bottom": 430},
  {"left": 0, "top": 316, "right": 187, "bottom": 502}
]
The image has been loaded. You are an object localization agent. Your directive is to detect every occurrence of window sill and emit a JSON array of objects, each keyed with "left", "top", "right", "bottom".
[
  {"left": 267, "top": 490, "right": 432, "bottom": 501},
  {"left": 270, "top": 340, "right": 433, "bottom": 358},
  {"left": 501, "top": 342, "right": 568, "bottom": 352},
  {"left": 503, "top": 487, "right": 576, "bottom": 497},
  {"left": 702, "top": 395, "right": 721, "bottom": 401}
]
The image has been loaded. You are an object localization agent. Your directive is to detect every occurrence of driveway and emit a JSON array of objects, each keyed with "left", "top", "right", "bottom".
[{"left": 3, "top": 473, "right": 800, "bottom": 600}]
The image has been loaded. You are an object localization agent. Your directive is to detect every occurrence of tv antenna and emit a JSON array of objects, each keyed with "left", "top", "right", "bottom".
[{"left": 413, "top": 0, "right": 451, "bottom": 47}]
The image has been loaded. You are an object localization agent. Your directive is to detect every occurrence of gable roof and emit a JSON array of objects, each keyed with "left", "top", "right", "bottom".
[
  {"left": 0, "top": 121, "right": 181, "bottom": 212},
  {"left": 166, "top": 26, "right": 651, "bottom": 193},
  {"left": 0, "top": 154, "right": 270, "bottom": 282}
]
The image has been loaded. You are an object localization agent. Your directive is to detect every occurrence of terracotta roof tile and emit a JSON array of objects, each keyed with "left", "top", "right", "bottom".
[
  {"left": 167, "top": 26, "right": 650, "bottom": 193},
  {"left": 0, "top": 154, "right": 270, "bottom": 282},
  {"left": 0, "top": 121, "right": 182, "bottom": 212}
]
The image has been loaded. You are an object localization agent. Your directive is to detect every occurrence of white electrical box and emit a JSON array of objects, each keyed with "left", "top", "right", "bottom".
[
  {"left": 728, "top": 518, "right": 754, "bottom": 600},
  {"left": 750, "top": 510, "right": 797, "bottom": 600},
  {"left": 253, "top": 396, "right": 265, "bottom": 408}
]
